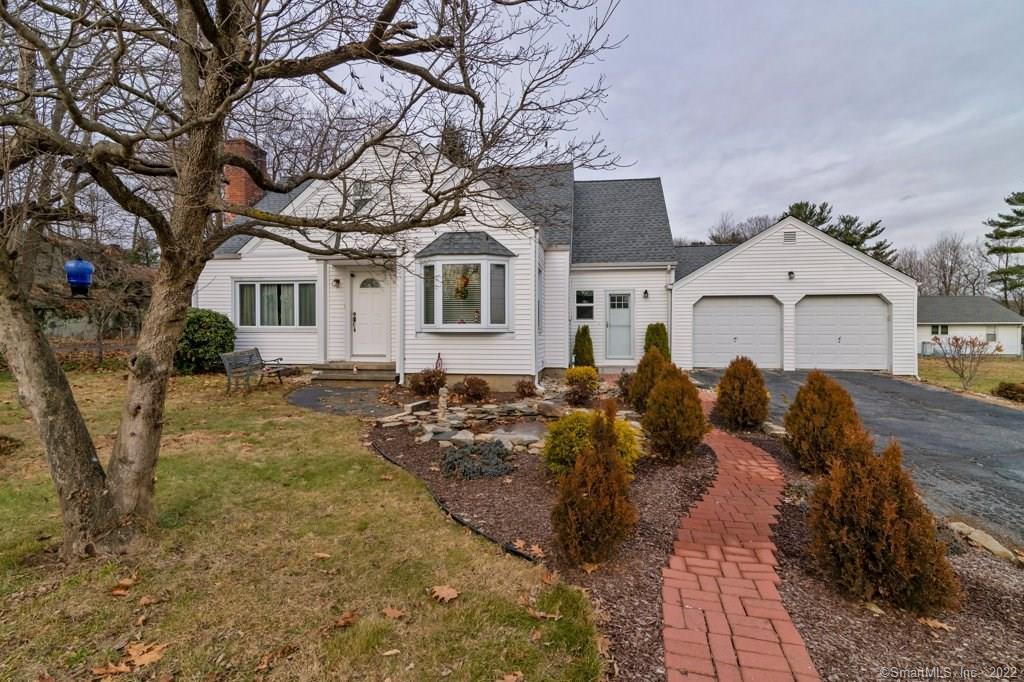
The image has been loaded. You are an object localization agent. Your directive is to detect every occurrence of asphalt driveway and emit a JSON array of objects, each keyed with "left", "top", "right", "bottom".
[{"left": 691, "top": 369, "right": 1024, "bottom": 548}]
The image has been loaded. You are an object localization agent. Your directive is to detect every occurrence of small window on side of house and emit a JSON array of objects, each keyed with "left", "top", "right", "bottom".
[
  {"left": 986, "top": 326, "right": 997, "bottom": 342},
  {"left": 575, "top": 290, "right": 594, "bottom": 320}
]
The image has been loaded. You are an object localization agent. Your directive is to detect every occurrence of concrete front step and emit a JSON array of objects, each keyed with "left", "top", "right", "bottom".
[
  {"left": 311, "top": 378, "right": 396, "bottom": 388},
  {"left": 312, "top": 369, "right": 397, "bottom": 382},
  {"left": 311, "top": 361, "right": 396, "bottom": 372}
]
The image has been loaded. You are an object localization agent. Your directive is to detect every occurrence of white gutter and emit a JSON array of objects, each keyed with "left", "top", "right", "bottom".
[
  {"left": 320, "top": 261, "right": 329, "bottom": 363},
  {"left": 397, "top": 258, "right": 406, "bottom": 383}
]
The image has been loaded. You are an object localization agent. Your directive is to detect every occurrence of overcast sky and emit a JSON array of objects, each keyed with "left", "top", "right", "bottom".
[{"left": 570, "top": 0, "right": 1024, "bottom": 247}]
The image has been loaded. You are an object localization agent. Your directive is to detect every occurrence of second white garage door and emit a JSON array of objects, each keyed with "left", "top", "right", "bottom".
[
  {"left": 796, "top": 295, "right": 889, "bottom": 370},
  {"left": 693, "top": 296, "right": 782, "bottom": 368}
]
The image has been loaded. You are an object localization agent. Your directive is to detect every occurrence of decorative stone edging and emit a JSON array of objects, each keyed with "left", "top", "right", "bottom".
[{"left": 662, "top": 393, "right": 821, "bottom": 682}]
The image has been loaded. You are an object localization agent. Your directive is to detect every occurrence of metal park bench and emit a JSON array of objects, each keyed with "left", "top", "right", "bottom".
[{"left": 219, "top": 348, "right": 285, "bottom": 393}]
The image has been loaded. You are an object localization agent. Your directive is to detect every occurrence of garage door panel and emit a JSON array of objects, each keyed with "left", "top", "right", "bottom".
[
  {"left": 694, "top": 297, "right": 782, "bottom": 369},
  {"left": 796, "top": 295, "right": 888, "bottom": 370}
]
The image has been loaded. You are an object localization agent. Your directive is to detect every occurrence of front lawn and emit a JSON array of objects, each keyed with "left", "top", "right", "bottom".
[
  {"left": 0, "top": 372, "right": 599, "bottom": 680},
  {"left": 918, "top": 355, "right": 1024, "bottom": 394}
]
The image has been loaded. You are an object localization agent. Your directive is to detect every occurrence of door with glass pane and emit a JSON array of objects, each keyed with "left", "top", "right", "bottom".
[
  {"left": 351, "top": 272, "right": 389, "bottom": 357},
  {"left": 606, "top": 292, "right": 632, "bottom": 359}
]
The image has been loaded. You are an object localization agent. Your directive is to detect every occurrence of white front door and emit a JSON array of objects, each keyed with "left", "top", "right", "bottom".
[
  {"left": 606, "top": 292, "right": 632, "bottom": 359},
  {"left": 351, "top": 272, "right": 388, "bottom": 357}
]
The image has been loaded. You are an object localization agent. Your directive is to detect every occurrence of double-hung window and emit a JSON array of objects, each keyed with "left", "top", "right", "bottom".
[
  {"left": 575, "top": 290, "right": 595, "bottom": 320},
  {"left": 237, "top": 281, "right": 316, "bottom": 327},
  {"left": 930, "top": 324, "right": 949, "bottom": 336},
  {"left": 419, "top": 258, "right": 509, "bottom": 330}
]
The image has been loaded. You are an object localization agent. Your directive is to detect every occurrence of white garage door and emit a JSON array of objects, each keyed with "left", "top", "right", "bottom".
[
  {"left": 796, "top": 295, "right": 889, "bottom": 370},
  {"left": 693, "top": 296, "right": 782, "bottom": 368}
]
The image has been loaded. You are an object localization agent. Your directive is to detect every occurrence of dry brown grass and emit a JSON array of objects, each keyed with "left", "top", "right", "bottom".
[{"left": 0, "top": 371, "right": 599, "bottom": 680}]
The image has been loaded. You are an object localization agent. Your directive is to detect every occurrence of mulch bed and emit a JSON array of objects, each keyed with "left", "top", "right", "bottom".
[
  {"left": 371, "top": 423, "right": 716, "bottom": 681},
  {"left": 730, "top": 429, "right": 1024, "bottom": 680}
]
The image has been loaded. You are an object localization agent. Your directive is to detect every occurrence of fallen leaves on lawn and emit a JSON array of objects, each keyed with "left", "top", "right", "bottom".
[
  {"left": 917, "top": 617, "right": 955, "bottom": 632},
  {"left": 329, "top": 611, "right": 360, "bottom": 630},
  {"left": 529, "top": 628, "right": 542, "bottom": 642},
  {"left": 540, "top": 571, "right": 558, "bottom": 586},
  {"left": 90, "top": 661, "right": 131, "bottom": 676},
  {"left": 528, "top": 544, "right": 545, "bottom": 559},
  {"left": 312, "top": 552, "right": 331, "bottom": 560},
  {"left": 430, "top": 585, "right": 459, "bottom": 603},
  {"left": 255, "top": 643, "right": 300, "bottom": 672},
  {"left": 381, "top": 649, "right": 401, "bottom": 657},
  {"left": 110, "top": 571, "right": 139, "bottom": 597},
  {"left": 382, "top": 607, "right": 406, "bottom": 620},
  {"left": 138, "top": 595, "right": 158, "bottom": 607},
  {"left": 497, "top": 672, "right": 524, "bottom": 681},
  {"left": 596, "top": 634, "right": 611, "bottom": 657},
  {"left": 581, "top": 562, "right": 599, "bottom": 574},
  {"left": 379, "top": 474, "right": 393, "bottom": 481},
  {"left": 864, "top": 601, "right": 884, "bottom": 615},
  {"left": 125, "top": 641, "right": 168, "bottom": 668},
  {"left": 512, "top": 538, "right": 526, "bottom": 552}
]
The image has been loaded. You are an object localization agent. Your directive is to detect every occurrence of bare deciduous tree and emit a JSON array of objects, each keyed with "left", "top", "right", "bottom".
[
  {"left": 707, "top": 212, "right": 775, "bottom": 244},
  {"left": 931, "top": 335, "right": 1003, "bottom": 390},
  {"left": 1, "top": 0, "right": 619, "bottom": 557}
]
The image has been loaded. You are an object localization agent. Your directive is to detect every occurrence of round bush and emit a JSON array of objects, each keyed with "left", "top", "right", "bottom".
[
  {"left": 642, "top": 371, "right": 708, "bottom": 461},
  {"left": 810, "top": 432, "right": 960, "bottom": 615},
  {"left": 515, "top": 378, "right": 538, "bottom": 399},
  {"left": 643, "top": 323, "right": 670, "bottom": 360},
  {"left": 784, "top": 370, "right": 863, "bottom": 473},
  {"left": 174, "top": 308, "right": 236, "bottom": 375},
  {"left": 630, "top": 346, "right": 668, "bottom": 412},
  {"left": 543, "top": 408, "right": 643, "bottom": 478},
  {"left": 409, "top": 368, "right": 447, "bottom": 396},
  {"left": 716, "top": 356, "right": 770, "bottom": 430},
  {"left": 565, "top": 365, "right": 600, "bottom": 406}
]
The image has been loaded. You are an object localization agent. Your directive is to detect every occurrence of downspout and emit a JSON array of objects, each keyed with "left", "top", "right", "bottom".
[
  {"left": 532, "top": 227, "right": 539, "bottom": 382},
  {"left": 320, "top": 261, "right": 329, "bottom": 364},
  {"left": 666, "top": 264, "right": 674, "bottom": 354},
  {"left": 397, "top": 257, "right": 406, "bottom": 384}
]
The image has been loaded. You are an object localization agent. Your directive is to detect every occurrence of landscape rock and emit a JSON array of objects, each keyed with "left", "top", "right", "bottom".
[
  {"left": 947, "top": 521, "right": 1016, "bottom": 561},
  {"left": 450, "top": 430, "right": 476, "bottom": 446},
  {"left": 536, "top": 401, "right": 565, "bottom": 418},
  {"left": 404, "top": 400, "right": 431, "bottom": 413}
]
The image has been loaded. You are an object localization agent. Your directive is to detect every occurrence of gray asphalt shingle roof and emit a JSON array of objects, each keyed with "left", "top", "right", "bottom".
[
  {"left": 416, "top": 231, "right": 516, "bottom": 258},
  {"left": 490, "top": 164, "right": 574, "bottom": 246},
  {"left": 570, "top": 178, "right": 676, "bottom": 264},
  {"left": 214, "top": 179, "right": 314, "bottom": 255},
  {"left": 918, "top": 296, "right": 1024, "bottom": 325},
  {"left": 674, "top": 244, "right": 736, "bottom": 280}
]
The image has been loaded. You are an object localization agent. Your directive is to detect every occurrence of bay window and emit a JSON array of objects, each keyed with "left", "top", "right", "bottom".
[
  {"left": 237, "top": 281, "right": 316, "bottom": 327},
  {"left": 420, "top": 258, "right": 509, "bottom": 330}
]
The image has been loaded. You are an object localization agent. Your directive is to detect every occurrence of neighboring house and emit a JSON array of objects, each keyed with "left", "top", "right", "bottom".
[
  {"left": 917, "top": 296, "right": 1024, "bottom": 356},
  {"left": 194, "top": 144, "right": 919, "bottom": 385}
]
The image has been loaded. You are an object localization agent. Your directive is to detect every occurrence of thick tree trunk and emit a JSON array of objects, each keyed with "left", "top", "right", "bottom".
[
  {"left": 0, "top": 256, "right": 126, "bottom": 558},
  {"left": 105, "top": 260, "right": 203, "bottom": 521}
]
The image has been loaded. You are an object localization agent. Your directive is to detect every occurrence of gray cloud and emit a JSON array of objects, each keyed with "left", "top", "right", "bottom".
[{"left": 571, "top": 0, "right": 1024, "bottom": 247}]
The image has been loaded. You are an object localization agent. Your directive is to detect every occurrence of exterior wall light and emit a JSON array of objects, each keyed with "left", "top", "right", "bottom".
[{"left": 787, "top": 271, "right": 795, "bottom": 280}]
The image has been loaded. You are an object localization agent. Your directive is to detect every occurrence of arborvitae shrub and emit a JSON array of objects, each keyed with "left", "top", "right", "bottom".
[
  {"left": 784, "top": 370, "right": 863, "bottom": 473},
  {"left": 543, "top": 408, "right": 643, "bottom": 478},
  {"left": 809, "top": 432, "right": 960, "bottom": 615},
  {"left": 572, "top": 325, "right": 595, "bottom": 367},
  {"left": 642, "top": 371, "right": 709, "bottom": 460},
  {"left": 992, "top": 382, "right": 1024, "bottom": 403},
  {"left": 643, "top": 323, "right": 671, "bottom": 360},
  {"left": 515, "top": 378, "right": 538, "bottom": 399},
  {"left": 409, "top": 368, "right": 447, "bottom": 396},
  {"left": 551, "top": 401, "right": 637, "bottom": 565},
  {"left": 630, "top": 346, "right": 668, "bottom": 412},
  {"left": 565, "top": 366, "right": 599, "bottom": 406},
  {"left": 174, "top": 308, "right": 236, "bottom": 374},
  {"left": 716, "top": 356, "right": 770, "bottom": 430}
]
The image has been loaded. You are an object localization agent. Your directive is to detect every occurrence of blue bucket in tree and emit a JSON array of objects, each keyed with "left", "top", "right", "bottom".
[{"left": 64, "top": 258, "right": 95, "bottom": 297}]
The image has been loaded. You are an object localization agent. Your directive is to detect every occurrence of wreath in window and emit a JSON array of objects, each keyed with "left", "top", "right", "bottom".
[{"left": 454, "top": 272, "right": 472, "bottom": 300}]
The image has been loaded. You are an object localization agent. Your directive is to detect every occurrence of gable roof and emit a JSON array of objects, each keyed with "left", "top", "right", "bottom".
[
  {"left": 918, "top": 296, "right": 1024, "bottom": 325},
  {"left": 674, "top": 244, "right": 736, "bottom": 280},
  {"left": 674, "top": 217, "right": 918, "bottom": 288},
  {"left": 416, "top": 231, "right": 516, "bottom": 258},
  {"left": 571, "top": 178, "right": 676, "bottom": 265},
  {"left": 490, "top": 164, "right": 574, "bottom": 247},
  {"left": 214, "top": 179, "right": 315, "bottom": 255}
]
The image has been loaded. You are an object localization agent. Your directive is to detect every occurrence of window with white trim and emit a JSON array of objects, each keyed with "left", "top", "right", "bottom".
[
  {"left": 930, "top": 324, "right": 949, "bottom": 336},
  {"left": 237, "top": 281, "right": 316, "bottom": 327},
  {"left": 575, "top": 290, "right": 594, "bottom": 320},
  {"left": 419, "top": 258, "right": 509, "bottom": 329},
  {"left": 986, "top": 326, "right": 997, "bottom": 342}
]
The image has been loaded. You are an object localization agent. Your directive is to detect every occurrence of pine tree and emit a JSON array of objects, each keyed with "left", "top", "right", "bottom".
[
  {"left": 984, "top": 190, "right": 1024, "bottom": 310},
  {"left": 782, "top": 201, "right": 896, "bottom": 265}
]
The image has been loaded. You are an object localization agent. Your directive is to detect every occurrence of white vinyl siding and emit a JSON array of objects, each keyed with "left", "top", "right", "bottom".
[
  {"left": 193, "top": 238, "right": 323, "bottom": 364},
  {"left": 542, "top": 249, "right": 571, "bottom": 369},
  {"left": 672, "top": 218, "right": 918, "bottom": 375},
  {"left": 916, "top": 324, "right": 1023, "bottom": 356},
  {"left": 569, "top": 267, "right": 672, "bottom": 367},
  {"left": 693, "top": 297, "right": 782, "bottom": 368}
]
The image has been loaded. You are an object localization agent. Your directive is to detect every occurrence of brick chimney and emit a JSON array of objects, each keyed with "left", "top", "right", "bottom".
[{"left": 223, "top": 138, "right": 267, "bottom": 210}]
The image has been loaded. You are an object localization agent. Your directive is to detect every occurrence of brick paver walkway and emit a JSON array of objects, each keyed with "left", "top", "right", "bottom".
[{"left": 662, "top": 394, "right": 820, "bottom": 681}]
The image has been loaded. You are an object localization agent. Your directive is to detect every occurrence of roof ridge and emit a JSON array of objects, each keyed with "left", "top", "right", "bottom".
[{"left": 574, "top": 176, "right": 662, "bottom": 185}]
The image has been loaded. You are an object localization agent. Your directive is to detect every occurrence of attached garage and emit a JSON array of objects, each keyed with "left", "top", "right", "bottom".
[
  {"left": 671, "top": 218, "right": 918, "bottom": 376},
  {"left": 796, "top": 295, "right": 890, "bottom": 370},
  {"left": 693, "top": 296, "right": 782, "bottom": 368}
]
